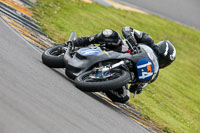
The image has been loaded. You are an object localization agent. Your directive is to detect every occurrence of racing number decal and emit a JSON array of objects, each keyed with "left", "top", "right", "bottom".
[{"left": 136, "top": 58, "right": 154, "bottom": 82}]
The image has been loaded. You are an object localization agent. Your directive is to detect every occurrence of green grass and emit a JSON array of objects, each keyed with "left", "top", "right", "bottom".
[{"left": 32, "top": 0, "right": 200, "bottom": 132}]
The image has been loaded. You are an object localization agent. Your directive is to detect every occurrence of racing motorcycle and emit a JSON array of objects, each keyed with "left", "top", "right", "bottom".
[{"left": 42, "top": 32, "right": 158, "bottom": 93}]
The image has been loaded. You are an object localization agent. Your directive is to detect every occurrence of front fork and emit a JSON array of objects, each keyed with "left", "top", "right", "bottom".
[{"left": 92, "top": 60, "right": 134, "bottom": 79}]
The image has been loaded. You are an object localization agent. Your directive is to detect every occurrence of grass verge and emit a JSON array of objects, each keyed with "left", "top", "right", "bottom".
[{"left": 32, "top": 0, "right": 200, "bottom": 132}]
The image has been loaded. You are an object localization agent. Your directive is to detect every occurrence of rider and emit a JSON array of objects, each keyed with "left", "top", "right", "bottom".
[{"left": 71, "top": 26, "right": 176, "bottom": 103}]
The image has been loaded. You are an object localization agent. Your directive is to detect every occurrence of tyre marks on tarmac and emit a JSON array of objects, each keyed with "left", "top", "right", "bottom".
[{"left": 0, "top": 0, "right": 162, "bottom": 132}]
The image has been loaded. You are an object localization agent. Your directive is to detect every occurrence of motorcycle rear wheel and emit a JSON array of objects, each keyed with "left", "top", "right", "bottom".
[
  {"left": 42, "top": 44, "right": 66, "bottom": 68},
  {"left": 75, "top": 69, "right": 131, "bottom": 92}
]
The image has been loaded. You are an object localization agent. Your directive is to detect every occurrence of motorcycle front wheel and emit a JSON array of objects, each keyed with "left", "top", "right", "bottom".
[
  {"left": 42, "top": 44, "right": 66, "bottom": 68},
  {"left": 75, "top": 69, "right": 131, "bottom": 92}
]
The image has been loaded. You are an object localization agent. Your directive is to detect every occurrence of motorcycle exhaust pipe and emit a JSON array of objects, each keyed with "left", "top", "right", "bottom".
[
  {"left": 64, "top": 32, "right": 76, "bottom": 64},
  {"left": 63, "top": 45, "right": 72, "bottom": 65}
]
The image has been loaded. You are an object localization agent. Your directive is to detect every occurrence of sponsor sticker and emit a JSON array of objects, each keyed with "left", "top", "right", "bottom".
[{"left": 79, "top": 48, "right": 102, "bottom": 55}]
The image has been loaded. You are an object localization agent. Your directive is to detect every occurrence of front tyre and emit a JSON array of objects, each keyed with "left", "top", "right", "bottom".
[
  {"left": 42, "top": 44, "right": 66, "bottom": 68},
  {"left": 75, "top": 69, "right": 131, "bottom": 92}
]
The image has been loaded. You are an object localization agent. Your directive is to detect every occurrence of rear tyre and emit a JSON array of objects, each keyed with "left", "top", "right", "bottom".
[
  {"left": 75, "top": 69, "right": 131, "bottom": 92},
  {"left": 105, "top": 85, "right": 130, "bottom": 103},
  {"left": 42, "top": 44, "right": 66, "bottom": 68}
]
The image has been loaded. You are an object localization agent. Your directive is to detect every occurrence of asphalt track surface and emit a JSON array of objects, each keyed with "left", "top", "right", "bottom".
[
  {"left": 116, "top": 0, "right": 200, "bottom": 30},
  {"left": 0, "top": 18, "right": 149, "bottom": 133}
]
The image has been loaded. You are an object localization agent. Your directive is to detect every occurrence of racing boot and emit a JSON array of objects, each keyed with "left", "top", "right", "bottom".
[
  {"left": 72, "top": 29, "right": 122, "bottom": 47},
  {"left": 129, "top": 84, "right": 143, "bottom": 94}
]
